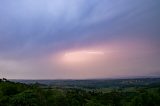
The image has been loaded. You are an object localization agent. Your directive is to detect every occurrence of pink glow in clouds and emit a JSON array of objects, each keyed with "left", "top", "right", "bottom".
[
  {"left": 2, "top": 38, "right": 159, "bottom": 79},
  {"left": 43, "top": 38, "right": 159, "bottom": 79},
  {"left": 62, "top": 50, "right": 104, "bottom": 63}
]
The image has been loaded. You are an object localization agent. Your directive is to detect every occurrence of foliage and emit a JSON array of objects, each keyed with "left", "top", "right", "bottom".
[{"left": 0, "top": 78, "right": 160, "bottom": 106}]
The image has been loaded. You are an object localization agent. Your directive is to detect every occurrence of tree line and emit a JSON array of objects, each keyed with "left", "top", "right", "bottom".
[{"left": 0, "top": 78, "right": 160, "bottom": 106}]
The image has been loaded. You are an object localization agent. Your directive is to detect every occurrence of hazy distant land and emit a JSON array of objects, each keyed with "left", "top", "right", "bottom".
[{"left": 11, "top": 77, "right": 160, "bottom": 89}]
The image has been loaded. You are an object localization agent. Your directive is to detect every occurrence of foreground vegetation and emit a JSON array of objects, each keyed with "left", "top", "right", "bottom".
[{"left": 0, "top": 78, "right": 160, "bottom": 106}]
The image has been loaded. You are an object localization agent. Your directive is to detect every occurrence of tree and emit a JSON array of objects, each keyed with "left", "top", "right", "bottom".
[{"left": 11, "top": 90, "right": 45, "bottom": 106}]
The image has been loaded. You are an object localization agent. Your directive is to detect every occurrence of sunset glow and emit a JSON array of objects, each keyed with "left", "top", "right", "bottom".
[
  {"left": 0, "top": 0, "right": 159, "bottom": 79},
  {"left": 62, "top": 50, "right": 104, "bottom": 63}
]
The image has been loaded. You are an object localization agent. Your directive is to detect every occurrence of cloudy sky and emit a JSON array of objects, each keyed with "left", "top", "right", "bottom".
[{"left": 0, "top": 0, "right": 160, "bottom": 79}]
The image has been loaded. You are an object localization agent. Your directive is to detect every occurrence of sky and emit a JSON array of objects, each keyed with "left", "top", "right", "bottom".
[{"left": 0, "top": 0, "right": 160, "bottom": 79}]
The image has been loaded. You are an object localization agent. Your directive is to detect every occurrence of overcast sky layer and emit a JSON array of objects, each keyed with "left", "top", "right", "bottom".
[{"left": 0, "top": 0, "right": 160, "bottom": 79}]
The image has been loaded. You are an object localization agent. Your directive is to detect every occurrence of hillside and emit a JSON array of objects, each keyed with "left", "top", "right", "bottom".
[{"left": 0, "top": 78, "right": 160, "bottom": 106}]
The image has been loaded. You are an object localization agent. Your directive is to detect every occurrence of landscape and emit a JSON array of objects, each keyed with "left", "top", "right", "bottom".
[
  {"left": 0, "top": 78, "right": 160, "bottom": 106},
  {"left": 0, "top": 0, "right": 160, "bottom": 106}
]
